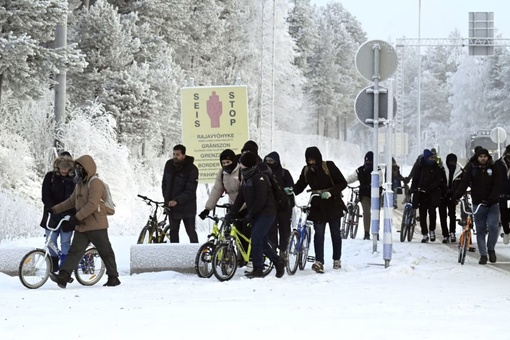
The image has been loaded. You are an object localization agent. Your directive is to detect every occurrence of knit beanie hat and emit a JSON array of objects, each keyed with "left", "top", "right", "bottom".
[
  {"left": 241, "top": 140, "right": 259, "bottom": 155},
  {"left": 423, "top": 149, "right": 433, "bottom": 159},
  {"left": 240, "top": 152, "right": 258, "bottom": 167}
]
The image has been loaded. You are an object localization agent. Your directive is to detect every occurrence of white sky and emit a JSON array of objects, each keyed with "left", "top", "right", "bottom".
[{"left": 313, "top": 0, "right": 510, "bottom": 41}]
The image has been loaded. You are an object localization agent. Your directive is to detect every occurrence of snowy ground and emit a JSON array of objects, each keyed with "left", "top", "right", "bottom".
[{"left": 2, "top": 213, "right": 510, "bottom": 340}]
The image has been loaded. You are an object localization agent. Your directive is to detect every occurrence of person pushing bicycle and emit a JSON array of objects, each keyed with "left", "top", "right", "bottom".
[{"left": 291, "top": 146, "right": 347, "bottom": 273}]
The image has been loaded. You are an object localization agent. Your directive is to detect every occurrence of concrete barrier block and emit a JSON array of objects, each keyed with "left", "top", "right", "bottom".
[
  {"left": 130, "top": 243, "right": 202, "bottom": 275},
  {"left": 0, "top": 247, "right": 36, "bottom": 276}
]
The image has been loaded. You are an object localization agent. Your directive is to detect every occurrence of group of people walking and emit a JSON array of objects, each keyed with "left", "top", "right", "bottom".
[{"left": 408, "top": 146, "right": 510, "bottom": 265}]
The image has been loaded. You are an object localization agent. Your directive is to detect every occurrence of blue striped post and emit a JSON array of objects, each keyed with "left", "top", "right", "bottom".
[
  {"left": 383, "top": 183, "right": 393, "bottom": 267},
  {"left": 371, "top": 171, "right": 380, "bottom": 253}
]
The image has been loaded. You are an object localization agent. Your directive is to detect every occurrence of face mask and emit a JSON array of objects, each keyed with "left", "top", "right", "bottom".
[{"left": 222, "top": 162, "right": 236, "bottom": 174}]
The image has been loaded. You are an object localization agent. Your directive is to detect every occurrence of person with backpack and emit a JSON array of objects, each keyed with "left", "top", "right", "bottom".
[
  {"left": 40, "top": 151, "right": 76, "bottom": 272},
  {"left": 438, "top": 153, "right": 463, "bottom": 243},
  {"left": 162, "top": 144, "right": 199, "bottom": 243},
  {"left": 345, "top": 151, "right": 382, "bottom": 240},
  {"left": 49, "top": 155, "right": 120, "bottom": 288},
  {"left": 264, "top": 151, "right": 294, "bottom": 259},
  {"left": 455, "top": 148, "right": 500, "bottom": 264},
  {"left": 225, "top": 152, "right": 285, "bottom": 278},
  {"left": 291, "top": 146, "right": 347, "bottom": 273}
]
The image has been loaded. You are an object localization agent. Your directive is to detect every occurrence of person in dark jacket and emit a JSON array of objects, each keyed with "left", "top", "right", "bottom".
[
  {"left": 162, "top": 144, "right": 199, "bottom": 243},
  {"left": 292, "top": 146, "right": 347, "bottom": 273},
  {"left": 264, "top": 151, "right": 294, "bottom": 257},
  {"left": 49, "top": 155, "right": 120, "bottom": 288},
  {"left": 495, "top": 145, "right": 510, "bottom": 244},
  {"left": 455, "top": 148, "right": 500, "bottom": 264},
  {"left": 226, "top": 152, "right": 285, "bottom": 278},
  {"left": 438, "top": 153, "right": 463, "bottom": 243},
  {"left": 391, "top": 157, "right": 405, "bottom": 208},
  {"left": 40, "top": 151, "right": 76, "bottom": 272},
  {"left": 411, "top": 149, "right": 444, "bottom": 243},
  {"left": 345, "top": 151, "right": 382, "bottom": 240}
]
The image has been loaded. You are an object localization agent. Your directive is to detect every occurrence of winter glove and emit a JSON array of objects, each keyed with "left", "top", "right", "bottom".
[
  {"left": 403, "top": 177, "right": 410, "bottom": 184},
  {"left": 243, "top": 214, "right": 253, "bottom": 226},
  {"left": 198, "top": 209, "right": 210, "bottom": 220},
  {"left": 62, "top": 215, "right": 80, "bottom": 232},
  {"left": 284, "top": 187, "right": 293, "bottom": 195},
  {"left": 223, "top": 213, "right": 234, "bottom": 224},
  {"left": 320, "top": 192, "right": 332, "bottom": 200}
]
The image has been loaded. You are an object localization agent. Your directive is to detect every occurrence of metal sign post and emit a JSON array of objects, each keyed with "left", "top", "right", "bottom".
[{"left": 355, "top": 40, "right": 398, "bottom": 265}]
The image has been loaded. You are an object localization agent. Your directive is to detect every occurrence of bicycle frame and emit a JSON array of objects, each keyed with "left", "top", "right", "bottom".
[
  {"left": 342, "top": 186, "right": 360, "bottom": 239},
  {"left": 137, "top": 194, "right": 168, "bottom": 243},
  {"left": 458, "top": 196, "right": 482, "bottom": 264}
]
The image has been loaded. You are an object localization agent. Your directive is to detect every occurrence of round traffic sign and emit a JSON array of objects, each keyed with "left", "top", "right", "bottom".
[
  {"left": 355, "top": 40, "right": 398, "bottom": 82},
  {"left": 490, "top": 127, "right": 507, "bottom": 144},
  {"left": 354, "top": 86, "right": 397, "bottom": 128}
]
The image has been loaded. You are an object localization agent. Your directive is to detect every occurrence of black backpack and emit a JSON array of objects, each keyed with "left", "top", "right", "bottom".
[{"left": 265, "top": 174, "right": 290, "bottom": 213}]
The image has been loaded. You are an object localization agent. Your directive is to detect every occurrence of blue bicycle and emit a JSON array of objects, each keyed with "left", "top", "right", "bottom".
[{"left": 286, "top": 193, "right": 319, "bottom": 275}]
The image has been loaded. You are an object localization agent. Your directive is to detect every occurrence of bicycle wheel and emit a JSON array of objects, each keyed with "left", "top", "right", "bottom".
[
  {"left": 19, "top": 249, "right": 50, "bottom": 289},
  {"left": 262, "top": 250, "right": 274, "bottom": 276},
  {"left": 286, "top": 231, "right": 300, "bottom": 275},
  {"left": 407, "top": 209, "right": 416, "bottom": 242},
  {"left": 298, "top": 226, "right": 311, "bottom": 270},
  {"left": 74, "top": 247, "right": 106, "bottom": 286},
  {"left": 351, "top": 204, "right": 360, "bottom": 239},
  {"left": 400, "top": 206, "right": 410, "bottom": 242},
  {"left": 195, "top": 241, "right": 215, "bottom": 278},
  {"left": 342, "top": 207, "right": 352, "bottom": 239},
  {"left": 459, "top": 232, "right": 469, "bottom": 265},
  {"left": 161, "top": 225, "right": 172, "bottom": 243},
  {"left": 212, "top": 243, "right": 237, "bottom": 281},
  {"left": 137, "top": 224, "right": 155, "bottom": 244},
  {"left": 341, "top": 214, "right": 349, "bottom": 239}
]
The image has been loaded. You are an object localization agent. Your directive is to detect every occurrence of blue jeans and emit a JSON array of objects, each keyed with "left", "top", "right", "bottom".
[
  {"left": 45, "top": 229, "right": 73, "bottom": 257},
  {"left": 250, "top": 215, "right": 278, "bottom": 269},
  {"left": 313, "top": 217, "right": 342, "bottom": 264},
  {"left": 473, "top": 203, "right": 500, "bottom": 256}
]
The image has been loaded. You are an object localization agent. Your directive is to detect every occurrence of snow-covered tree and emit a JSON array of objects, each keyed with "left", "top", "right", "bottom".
[{"left": 0, "top": 0, "right": 86, "bottom": 101}]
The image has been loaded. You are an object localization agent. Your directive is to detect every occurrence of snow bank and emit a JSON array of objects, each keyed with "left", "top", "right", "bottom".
[{"left": 130, "top": 243, "right": 201, "bottom": 275}]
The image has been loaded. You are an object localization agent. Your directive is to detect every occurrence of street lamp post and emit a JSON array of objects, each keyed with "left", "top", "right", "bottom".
[{"left": 417, "top": 0, "right": 422, "bottom": 155}]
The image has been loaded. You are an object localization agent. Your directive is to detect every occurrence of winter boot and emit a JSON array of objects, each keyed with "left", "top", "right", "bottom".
[
  {"left": 333, "top": 260, "right": 341, "bottom": 269},
  {"left": 442, "top": 236, "right": 450, "bottom": 244},
  {"left": 311, "top": 261, "right": 324, "bottom": 274},
  {"left": 421, "top": 235, "right": 429, "bottom": 243},
  {"left": 429, "top": 230, "right": 436, "bottom": 242},
  {"left": 49, "top": 270, "right": 72, "bottom": 289},
  {"left": 363, "top": 232, "right": 370, "bottom": 240},
  {"left": 103, "top": 276, "right": 121, "bottom": 287},
  {"left": 488, "top": 250, "right": 497, "bottom": 263},
  {"left": 450, "top": 232, "right": 456, "bottom": 243},
  {"left": 479, "top": 255, "right": 488, "bottom": 265},
  {"left": 245, "top": 268, "right": 265, "bottom": 279},
  {"left": 50, "top": 256, "right": 59, "bottom": 272},
  {"left": 275, "top": 257, "right": 285, "bottom": 278}
]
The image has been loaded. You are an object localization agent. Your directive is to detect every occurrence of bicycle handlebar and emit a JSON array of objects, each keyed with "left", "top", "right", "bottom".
[
  {"left": 137, "top": 194, "right": 165, "bottom": 206},
  {"left": 46, "top": 214, "right": 71, "bottom": 232}
]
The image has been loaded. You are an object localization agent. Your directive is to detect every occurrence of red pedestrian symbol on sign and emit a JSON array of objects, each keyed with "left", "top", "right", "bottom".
[{"left": 206, "top": 91, "right": 222, "bottom": 128}]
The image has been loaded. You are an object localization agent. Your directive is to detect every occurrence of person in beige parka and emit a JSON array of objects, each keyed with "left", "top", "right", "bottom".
[{"left": 49, "top": 154, "right": 120, "bottom": 288}]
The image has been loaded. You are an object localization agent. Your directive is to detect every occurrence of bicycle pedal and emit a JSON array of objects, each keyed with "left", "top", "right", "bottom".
[
  {"left": 307, "top": 256, "right": 315, "bottom": 262},
  {"left": 68, "top": 278, "right": 74, "bottom": 283},
  {"left": 468, "top": 247, "right": 476, "bottom": 252}
]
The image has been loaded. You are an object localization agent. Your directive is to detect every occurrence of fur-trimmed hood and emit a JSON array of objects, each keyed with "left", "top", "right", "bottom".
[{"left": 53, "top": 154, "right": 75, "bottom": 175}]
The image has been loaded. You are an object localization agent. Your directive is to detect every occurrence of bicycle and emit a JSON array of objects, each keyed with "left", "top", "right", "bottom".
[
  {"left": 210, "top": 217, "right": 273, "bottom": 281},
  {"left": 400, "top": 184, "right": 417, "bottom": 242},
  {"left": 194, "top": 203, "right": 231, "bottom": 278},
  {"left": 341, "top": 185, "right": 362, "bottom": 239},
  {"left": 286, "top": 193, "right": 319, "bottom": 275},
  {"left": 136, "top": 194, "right": 170, "bottom": 244},
  {"left": 458, "top": 195, "right": 481, "bottom": 265},
  {"left": 18, "top": 215, "right": 106, "bottom": 289}
]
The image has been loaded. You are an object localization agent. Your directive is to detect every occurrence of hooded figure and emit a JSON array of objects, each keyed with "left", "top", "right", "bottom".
[
  {"left": 293, "top": 146, "right": 347, "bottom": 272},
  {"left": 220, "top": 148, "right": 237, "bottom": 174},
  {"left": 364, "top": 151, "right": 374, "bottom": 172}
]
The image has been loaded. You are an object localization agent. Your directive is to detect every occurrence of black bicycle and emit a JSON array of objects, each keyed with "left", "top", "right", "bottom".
[
  {"left": 136, "top": 194, "right": 170, "bottom": 244},
  {"left": 341, "top": 185, "right": 362, "bottom": 239},
  {"left": 399, "top": 184, "right": 417, "bottom": 242}
]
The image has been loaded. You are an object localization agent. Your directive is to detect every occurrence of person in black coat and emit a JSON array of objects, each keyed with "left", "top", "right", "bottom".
[
  {"left": 410, "top": 149, "right": 444, "bottom": 243},
  {"left": 455, "top": 148, "right": 500, "bottom": 264},
  {"left": 293, "top": 146, "right": 347, "bottom": 273},
  {"left": 495, "top": 145, "right": 510, "bottom": 245},
  {"left": 264, "top": 151, "right": 294, "bottom": 256},
  {"left": 162, "top": 144, "right": 199, "bottom": 243},
  {"left": 40, "top": 151, "right": 76, "bottom": 272},
  {"left": 438, "top": 153, "right": 464, "bottom": 243},
  {"left": 226, "top": 152, "right": 285, "bottom": 278}
]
